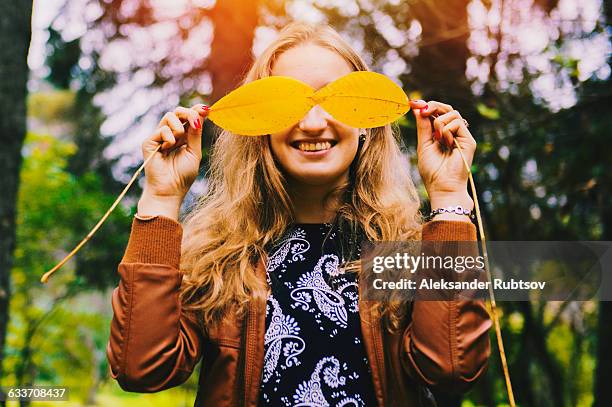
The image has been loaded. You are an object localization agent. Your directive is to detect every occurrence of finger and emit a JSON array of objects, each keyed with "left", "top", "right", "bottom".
[
  {"left": 160, "top": 112, "right": 185, "bottom": 138},
  {"left": 160, "top": 112, "right": 189, "bottom": 151},
  {"left": 441, "top": 118, "right": 476, "bottom": 157},
  {"left": 420, "top": 101, "right": 453, "bottom": 118},
  {"left": 175, "top": 106, "right": 200, "bottom": 130},
  {"left": 412, "top": 100, "right": 455, "bottom": 149},
  {"left": 143, "top": 125, "right": 174, "bottom": 158},
  {"left": 184, "top": 105, "right": 206, "bottom": 157},
  {"left": 412, "top": 103, "right": 434, "bottom": 149},
  {"left": 453, "top": 118, "right": 477, "bottom": 153},
  {"left": 409, "top": 99, "right": 427, "bottom": 110},
  {"left": 192, "top": 103, "right": 210, "bottom": 118},
  {"left": 159, "top": 125, "right": 177, "bottom": 151},
  {"left": 433, "top": 110, "right": 462, "bottom": 142}
]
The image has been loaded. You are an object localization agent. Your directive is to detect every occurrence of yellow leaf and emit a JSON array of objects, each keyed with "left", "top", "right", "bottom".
[
  {"left": 315, "top": 71, "right": 410, "bottom": 128},
  {"left": 207, "top": 71, "right": 411, "bottom": 135},
  {"left": 208, "top": 76, "right": 315, "bottom": 136}
]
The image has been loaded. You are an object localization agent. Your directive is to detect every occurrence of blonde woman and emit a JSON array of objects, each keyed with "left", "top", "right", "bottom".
[{"left": 107, "top": 21, "right": 491, "bottom": 406}]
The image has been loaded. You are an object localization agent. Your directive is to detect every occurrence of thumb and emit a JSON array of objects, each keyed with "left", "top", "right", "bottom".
[
  {"left": 185, "top": 121, "right": 202, "bottom": 157},
  {"left": 186, "top": 105, "right": 208, "bottom": 157},
  {"left": 412, "top": 106, "right": 433, "bottom": 148}
]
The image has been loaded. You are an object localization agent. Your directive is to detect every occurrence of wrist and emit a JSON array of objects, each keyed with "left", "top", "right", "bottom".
[
  {"left": 427, "top": 192, "right": 474, "bottom": 223},
  {"left": 137, "top": 190, "right": 183, "bottom": 221},
  {"left": 429, "top": 191, "right": 474, "bottom": 211}
]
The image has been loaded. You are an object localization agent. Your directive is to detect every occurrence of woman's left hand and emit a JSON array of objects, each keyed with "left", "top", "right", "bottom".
[{"left": 409, "top": 99, "right": 476, "bottom": 216}]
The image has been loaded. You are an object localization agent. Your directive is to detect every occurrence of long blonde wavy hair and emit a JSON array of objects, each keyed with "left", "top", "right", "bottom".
[{"left": 179, "top": 21, "right": 423, "bottom": 329}]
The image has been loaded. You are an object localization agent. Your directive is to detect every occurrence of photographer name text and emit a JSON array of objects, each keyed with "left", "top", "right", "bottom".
[{"left": 372, "top": 278, "right": 546, "bottom": 290}]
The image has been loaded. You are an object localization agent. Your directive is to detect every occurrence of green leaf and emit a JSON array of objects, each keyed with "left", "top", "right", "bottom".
[{"left": 476, "top": 103, "right": 500, "bottom": 120}]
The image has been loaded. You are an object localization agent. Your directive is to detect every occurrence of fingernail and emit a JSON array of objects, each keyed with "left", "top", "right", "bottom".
[
  {"left": 203, "top": 105, "right": 210, "bottom": 111},
  {"left": 423, "top": 104, "right": 429, "bottom": 111},
  {"left": 195, "top": 118, "right": 201, "bottom": 129}
]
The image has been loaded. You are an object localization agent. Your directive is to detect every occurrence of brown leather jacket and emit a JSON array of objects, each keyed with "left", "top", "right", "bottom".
[{"left": 106, "top": 216, "right": 491, "bottom": 406}]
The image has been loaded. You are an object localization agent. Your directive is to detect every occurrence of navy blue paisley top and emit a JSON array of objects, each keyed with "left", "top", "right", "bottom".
[{"left": 258, "top": 223, "right": 377, "bottom": 406}]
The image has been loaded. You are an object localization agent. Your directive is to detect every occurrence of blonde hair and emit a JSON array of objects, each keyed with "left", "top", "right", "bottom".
[{"left": 179, "top": 21, "right": 422, "bottom": 329}]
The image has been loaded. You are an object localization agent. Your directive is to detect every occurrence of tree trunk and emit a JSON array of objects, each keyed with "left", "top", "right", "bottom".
[
  {"left": 593, "top": 1, "right": 611, "bottom": 399},
  {"left": 595, "top": 301, "right": 612, "bottom": 406},
  {"left": 401, "top": 3, "right": 474, "bottom": 405},
  {"left": 208, "top": 0, "right": 260, "bottom": 103},
  {"left": 405, "top": 0, "right": 474, "bottom": 117},
  {"left": 594, "top": 188, "right": 612, "bottom": 406},
  {"left": 0, "top": 1, "right": 33, "bottom": 400}
]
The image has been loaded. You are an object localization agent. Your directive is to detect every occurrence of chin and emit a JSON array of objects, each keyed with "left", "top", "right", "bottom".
[{"left": 287, "top": 168, "right": 348, "bottom": 188}]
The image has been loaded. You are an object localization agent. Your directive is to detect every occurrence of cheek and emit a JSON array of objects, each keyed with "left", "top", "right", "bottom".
[
  {"left": 268, "top": 133, "right": 288, "bottom": 160},
  {"left": 336, "top": 138, "right": 359, "bottom": 166},
  {"left": 337, "top": 130, "right": 360, "bottom": 161}
]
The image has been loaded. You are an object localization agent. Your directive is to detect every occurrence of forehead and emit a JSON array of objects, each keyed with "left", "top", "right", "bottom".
[{"left": 270, "top": 43, "right": 354, "bottom": 90}]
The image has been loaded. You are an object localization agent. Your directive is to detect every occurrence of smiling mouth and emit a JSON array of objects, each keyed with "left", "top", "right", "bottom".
[{"left": 291, "top": 140, "right": 337, "bottom": 152}]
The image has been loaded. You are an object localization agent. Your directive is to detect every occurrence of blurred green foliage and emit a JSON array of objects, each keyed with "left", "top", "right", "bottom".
[
  {"left": 3, "top": 129, "right": 200, "bottom": 405},
  {"left": 3, "top": 0, "right": 611, "bottom": 405}
]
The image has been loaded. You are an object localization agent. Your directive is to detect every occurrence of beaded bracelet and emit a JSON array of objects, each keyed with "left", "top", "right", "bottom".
[{"left": 425, "top": 205, "right": 476, "bottom": 222}]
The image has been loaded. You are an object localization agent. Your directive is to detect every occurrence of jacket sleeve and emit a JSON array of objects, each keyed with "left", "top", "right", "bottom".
[
  {"left": 400, "top": 220, "right": 492, "bottom": 393},
  {"left": 106, "top": 215, "right": 204, "bottom": 392}
]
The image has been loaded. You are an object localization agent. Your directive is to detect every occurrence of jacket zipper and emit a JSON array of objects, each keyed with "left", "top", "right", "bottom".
[
  {"left": 236, "top": 310, "right": 247, "bottom": 407},
  {"left": 243, "top": 300, "right": 257, "bottom": 406},
  {"left": 358, "top": 273, "right": 386, "bottom": 406},
  {"left": 242, "top": 259, "right": 267, "bottom": 406},
  {"left": 371, "top": 305, "right": 386, "bottom": 405}
]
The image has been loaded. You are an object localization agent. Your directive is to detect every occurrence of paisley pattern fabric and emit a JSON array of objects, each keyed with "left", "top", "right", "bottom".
[{"left": 259, "top": 223, "right": 376, "bottom": 406}]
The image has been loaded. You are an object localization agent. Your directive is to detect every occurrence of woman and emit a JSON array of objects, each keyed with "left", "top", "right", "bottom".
[{"left": 106, "top": 21, "right": 491, "bottom": 406}]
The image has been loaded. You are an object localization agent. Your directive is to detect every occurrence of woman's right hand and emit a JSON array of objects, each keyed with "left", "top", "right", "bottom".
[{"left": 141, "top": 104, "right": 209, "bottom": 201}]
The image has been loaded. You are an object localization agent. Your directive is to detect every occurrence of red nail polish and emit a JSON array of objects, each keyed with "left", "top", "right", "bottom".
[
  {"left": 196, "top": 119, "right": 201, "bottom": 129},
  {"left": 203, "top": 105, "right": 210, "bottom": 111},
  {"left": 423, "top": 104, "right": 429, "bottom": 111}
]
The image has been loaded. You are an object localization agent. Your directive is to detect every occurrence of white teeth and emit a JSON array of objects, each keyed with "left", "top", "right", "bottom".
[{"left": 297, "top": 141, "right": 332, "bottom": 152}]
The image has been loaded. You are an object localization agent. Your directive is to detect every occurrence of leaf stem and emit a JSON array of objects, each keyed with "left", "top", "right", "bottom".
[
  {"left": 453, "top": 137, "right": 516, "bottom": 407},
  {"left": 40, "top": 144, "right": 163, "bottom": 284}
]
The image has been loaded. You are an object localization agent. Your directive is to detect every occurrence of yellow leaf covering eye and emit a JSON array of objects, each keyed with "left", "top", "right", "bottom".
[
  {"left": 315, "top": 71, "right": 410, "bottom": 128},
  {"left": 206, "top": 71, "right": 411, "bottom": 136},
  {"left": 206, "top": 76, "right": 315, "bottom": 136}
]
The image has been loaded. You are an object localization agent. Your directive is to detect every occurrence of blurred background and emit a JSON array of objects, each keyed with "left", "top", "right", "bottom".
[{"left": 0, "top": 0, "right": 611, "bottom": 406}]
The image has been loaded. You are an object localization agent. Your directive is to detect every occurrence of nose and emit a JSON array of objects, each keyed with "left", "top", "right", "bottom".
[{"left": 298, "top": 105, "right": 332, "bottom": 134}]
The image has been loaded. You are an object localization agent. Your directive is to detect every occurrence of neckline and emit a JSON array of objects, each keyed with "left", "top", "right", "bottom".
[{"left": 291, "top": 222, "right": 334, "bottom": 227}]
